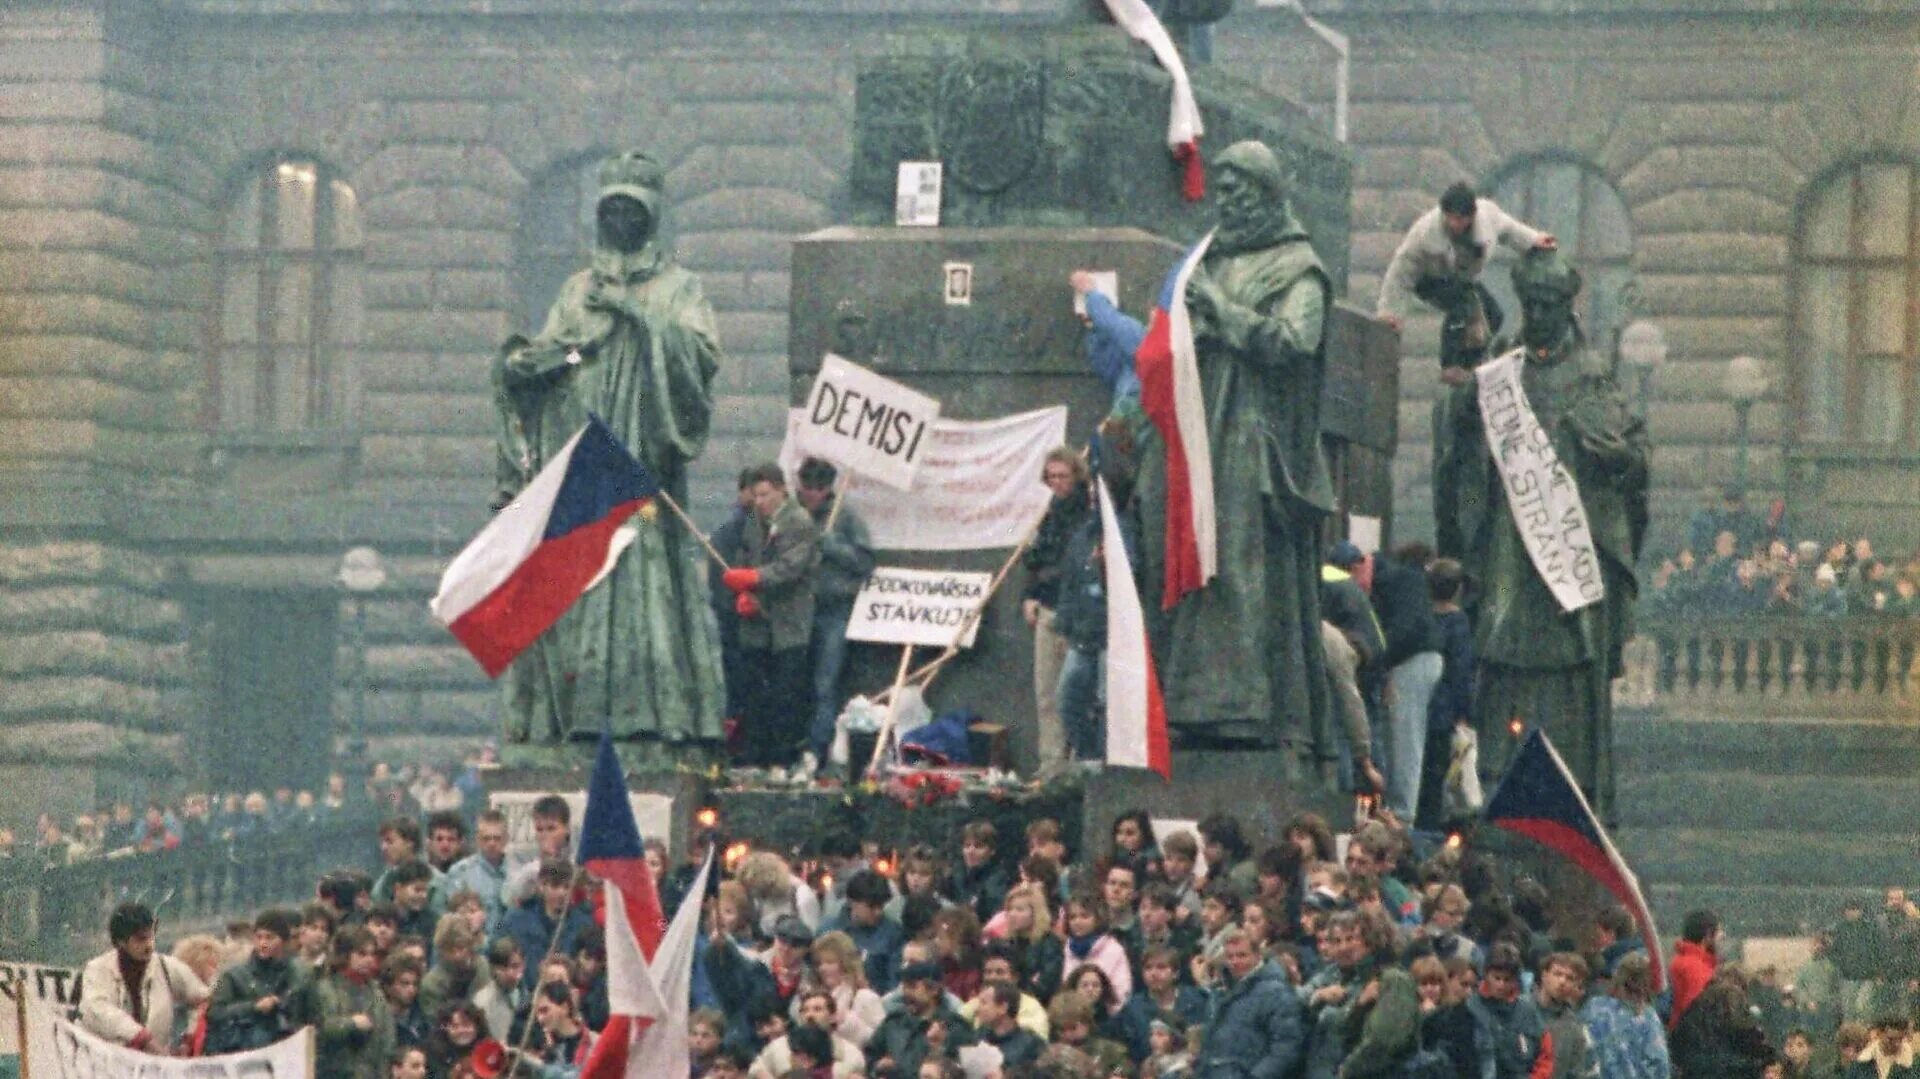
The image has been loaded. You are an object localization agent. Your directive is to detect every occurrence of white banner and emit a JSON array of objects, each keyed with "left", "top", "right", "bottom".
[
  {"left": 846, "top": 568, "right": 994, "bottom": 648},
  {"left": 781, "top": 405, "right": 1067, "bottom": 551},
  {"left": 1475, "top": 349, "right": 1604, "bottom": 612},
  {"left": 0, "top": 961, "right": 78, "bottom": 1054},
  {"left": 25, "top": 994, "right": 313, "bottom": 1079},
  {"left": 791, "top": 355, "right": 942, "bottom": 491},
  {"left": 489, "top": 790, "right": 673, "bottom": 858}
]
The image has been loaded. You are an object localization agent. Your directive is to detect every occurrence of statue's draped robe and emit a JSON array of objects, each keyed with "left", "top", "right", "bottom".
[
  {"left": 1147, "top": 229, "right": 1336, "bottom": 760},
  {"left": 491, "top": 246, "right": 727, "bottom": 760},
  {"left": 1440, "top": 334, "right": 1648, "bottom": 817}
]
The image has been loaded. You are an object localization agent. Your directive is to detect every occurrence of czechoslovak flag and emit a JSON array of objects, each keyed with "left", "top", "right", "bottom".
[
  {"left": 1100, "top": 0, "right": 1206, "bottom": 200},
  {"left": 577, "top": 729, "right": 714, "bottom": 1079},
  {"left": 1099, "top": 479, "right": 1170, "bottom": 781},
  {"left": 431, "top": 416, "right": 656, "bottom": 678},
  {"left": 1134, "top": 234, "right": 1216, "bottom": 609},
  {"left": 1484, "top": 730, "right": 1665, "bottom": 992}
]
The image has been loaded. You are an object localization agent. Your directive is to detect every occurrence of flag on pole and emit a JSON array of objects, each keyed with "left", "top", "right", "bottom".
[
  {"left": 1134, "top": 234, "right": 1217, "bottom": 609},
  {"left": 578, "top": 731, "right": 673, "bottom": 1079},
  {"left": 1098, "top": 479, "right": 1170, "bottom": 780},
  {"left": 431, "top": 416, "right": 658, "bottom": 677},
  {"left": 1483, "top": 729, "right": 1666, "bottom": 991},
  {"left": 625, "top": 850, "right": 714, "bottom": 1079},
  {"left": 1099, "top": 0, "right": 1206, "bottom": 200}
]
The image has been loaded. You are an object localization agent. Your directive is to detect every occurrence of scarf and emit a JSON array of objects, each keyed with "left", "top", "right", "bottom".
[
  {"left": 118, "top": 953, "right": 149, "bottom": 1023},
  {"left": 1067, "top": 932, "right": 1101, "bottom": 960},
  {"left": 342, "top": 966, "right": 375, "bottom": 987}
]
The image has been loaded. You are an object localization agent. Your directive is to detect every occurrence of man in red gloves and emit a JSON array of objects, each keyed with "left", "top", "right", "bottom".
[{"left": 722, "top": 462, "right": 820, "bottom": 771}]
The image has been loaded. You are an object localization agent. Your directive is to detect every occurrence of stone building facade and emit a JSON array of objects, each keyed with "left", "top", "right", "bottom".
[{"left": 1, "top": 0, "right": 1912, "bottom": 811}]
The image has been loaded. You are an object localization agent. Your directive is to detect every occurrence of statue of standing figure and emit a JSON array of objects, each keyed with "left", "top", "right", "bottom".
[
  {"left": 490, "top": 150, "right": 727, "bottom": 769},
  {"left": 1436, "top": 248, "right": 1649, "bottom": 821},
  {"left": 1135, "top": 140, "right": 1336, "bottom": 775}
]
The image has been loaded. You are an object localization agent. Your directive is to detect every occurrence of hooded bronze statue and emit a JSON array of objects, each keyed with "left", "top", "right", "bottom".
[
  {"left": 1437, "top": 247, "right": 1649, "bottom": 820},
  {"left": 490, "top": 150, "right": 726, "bottom": 767},
  {"left": 1135, "top": 139, "right": 1336, "bottom": 773}
]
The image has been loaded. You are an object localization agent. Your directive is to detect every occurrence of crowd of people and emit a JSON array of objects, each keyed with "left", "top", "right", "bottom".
[
  {"left": 5, "top": 760, "right": 482, "bottom": 867},
  {"left": 57, "top": 767, "right": 1919, "bottom": 1079},
  {"left": 1645, "top": 488, "right": 1920, "bottom": 619}
]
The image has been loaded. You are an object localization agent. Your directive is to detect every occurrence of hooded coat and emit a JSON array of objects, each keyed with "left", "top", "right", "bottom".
[{"left": 492, "top": 151, "right": 726, "bottom": 764}]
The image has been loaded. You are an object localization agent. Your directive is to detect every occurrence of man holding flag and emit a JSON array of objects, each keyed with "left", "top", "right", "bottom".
[{"left": 1132, "top": 139, "right": 1336, "bottom": 764}]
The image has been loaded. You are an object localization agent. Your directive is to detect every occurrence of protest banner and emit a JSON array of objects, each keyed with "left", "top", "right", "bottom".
[
  {"left": 781, "top": 405, "right": 1066, "bottom": 551},
  {"left": 1475, "top": 348, "right": 1604, "bottom": 613},
  {"left": 25, "top": 994, "right": 313, "bottom": 1079},
  {"left": 490, "top": 791, "right": 673, "bottom": 858},
  {"left": 846, "top": 568, "right": 994, "bottom": 649},
  {"left": 0, "top": 963, "right": 77, "bottom": 1055},
  {"left": 790, "top": 355, "right": 942, "bottom": 491}
]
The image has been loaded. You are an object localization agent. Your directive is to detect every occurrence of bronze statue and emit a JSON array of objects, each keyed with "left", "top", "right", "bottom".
[
  {"left": 1436, "top": 248, "right": 1649, "bottom": 820},
  {"left": 490, "top": 151, "right": 727, "bottom": 768},
  {"left": 1140, "top": 140, "right": 1335, "bottom": 771}
]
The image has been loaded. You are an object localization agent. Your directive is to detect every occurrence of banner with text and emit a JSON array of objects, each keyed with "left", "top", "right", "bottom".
[
  {"left": 25, "top": 994, "right": 313, "bottom": 1079},
  {"left": 781, "top": 405, "right": 1067, "bottom": 551},
  {"left": 791, "top": 354, "right": 942, "bottom": 491},
  {"left": 847, "top": 568, "right": 995, "bottom": 648},
  {"left": 0, "top": 961, "right": 78, "bottom": 1055},
  {"left": 1475, "top": 348, "right": 1604, "bottom": 613}
]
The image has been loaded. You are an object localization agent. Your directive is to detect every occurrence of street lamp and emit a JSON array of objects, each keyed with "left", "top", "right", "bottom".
[
  {"left": 1617, "top": 320, "right": 1667, "bottom": 420},
  {"left": 337, "top": 546, "right": 386, "bottom": 809},
  {"left": 1723, "top": 356, "right": 1770, "bottom": 494}
]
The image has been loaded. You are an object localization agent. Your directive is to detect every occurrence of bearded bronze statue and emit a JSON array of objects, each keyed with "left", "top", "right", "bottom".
[{"left": 1136, "top": 139, "right": 1337, "bottom": 774}]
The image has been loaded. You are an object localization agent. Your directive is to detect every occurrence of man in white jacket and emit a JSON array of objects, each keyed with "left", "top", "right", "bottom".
[
  {"left": 78, "top": 902, "right": 211, "bottom": 1054},
  {"left": 1377, "top": 181, "right": 1556, "bottom": 374}
]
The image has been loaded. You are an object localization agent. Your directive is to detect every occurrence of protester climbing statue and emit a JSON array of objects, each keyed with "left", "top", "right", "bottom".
[
  {"left": 1435, "top": 248, "right": 1649, "bottom": 822},
  {"left": 1136, "top": 139, "right": 1335, "bottom": 776},
  {"left": 489, "top": 150, "right": 727, "bottom": 769}
]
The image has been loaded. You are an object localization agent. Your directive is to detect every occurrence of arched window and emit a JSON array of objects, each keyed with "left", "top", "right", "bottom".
[
  {"left": 1794, "top": 158, "right": 1920, "bottom": 444},
  {"left": 214, "top": 158, "right": 363, "bottom": 431},
  {"left": 1482, "top": 156, "right": 1635, "bottom": 354},
  {"left": 513, "top": 152, "right": 603, "bottom": 336}
]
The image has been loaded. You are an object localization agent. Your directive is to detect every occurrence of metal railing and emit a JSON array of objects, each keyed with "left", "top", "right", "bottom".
[
  {"left": 0, "top": 813, "right": 376, "bottom": 965},
  {"left": 1622, "top": 613, "right": 1920, "bottom": 716}
]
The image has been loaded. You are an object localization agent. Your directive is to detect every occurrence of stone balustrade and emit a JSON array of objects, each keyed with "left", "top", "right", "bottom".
[
  {"left": 0, "top": 814, "right": 376, "bottom": 966},
  {"left": 1620, "top": 614, "right": 1920, "bottom": 717}
]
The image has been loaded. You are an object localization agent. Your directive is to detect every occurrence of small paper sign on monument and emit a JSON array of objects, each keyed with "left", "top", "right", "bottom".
[
  {"left": 847, "top": 567, "right": 994, "bottom": 648},
  {"left": 896, "top": 161, "right": 942, "bottom": 227},
  {"left": 793, "top": 354, "right": 942, "bottom": 492}
]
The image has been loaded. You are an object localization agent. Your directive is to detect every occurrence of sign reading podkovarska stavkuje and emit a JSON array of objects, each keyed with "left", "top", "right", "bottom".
[
  {"left": 792, "top": 354, "right": 941, "bottom": 491},
  {"left": 846, "top": 568, "right": 994, "bottom": 648}
]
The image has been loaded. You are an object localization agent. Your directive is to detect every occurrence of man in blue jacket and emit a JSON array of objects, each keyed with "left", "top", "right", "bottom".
[
  {"left": 1200, "top": 929, "right": 1305, "bottom": 1078},
  {"left": 494, "top": 859, "right": 593, "bottom": 992}
]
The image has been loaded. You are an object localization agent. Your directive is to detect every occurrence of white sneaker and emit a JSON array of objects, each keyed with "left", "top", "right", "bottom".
[{"left": 799, "top": 751, "right": 820, "bottom": 777}]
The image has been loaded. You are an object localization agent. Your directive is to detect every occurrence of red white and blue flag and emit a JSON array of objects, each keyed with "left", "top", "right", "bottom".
[
  {"left": 578, "top": 730, "right": 713, "bottom": 1079},
  {"left": 1099, "top": 0, "right": 1206, "bottom": 200},
  {"left": 1098, "top": 479, "right": 1170, "bottom": 781},
  {"left": 431, "top": 416, "right": 657, "bottom": 677},
  {"left": 1135, "top": 234, "right": 1217, "bottom": 609},
  {"left": 1484, "top": 729, "right": 1666, "bottom": 991}
]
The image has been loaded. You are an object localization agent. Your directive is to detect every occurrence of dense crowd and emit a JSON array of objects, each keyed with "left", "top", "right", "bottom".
[
  {"left": 1646, "top": 489, "right": 1920, "bottom": 619},
  {"left": 5, "top": 759, "right": 483, "bottom": 867},
  {"left": 58, "top": 771, "right": 1918, "bottom": 1079}
]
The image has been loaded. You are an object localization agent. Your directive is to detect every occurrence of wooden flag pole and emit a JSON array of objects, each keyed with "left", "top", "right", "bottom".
[
  {"left": 871, "top": 527, "right": 1036, "bottom": 707},
  {"left": 865, "top": 644, "right": 916, "bottom": 778},
  {"left": 656, "top": 489, "right": 732, "bottom": 571}
]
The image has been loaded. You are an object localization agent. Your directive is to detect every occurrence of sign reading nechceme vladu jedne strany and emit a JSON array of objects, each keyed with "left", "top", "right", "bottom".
[
  {"left": 792, "top": 354, "right": 942, "bottom": 492},
  {"left": 847, "top": 568, "right": 994, "bottom": 648}
]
